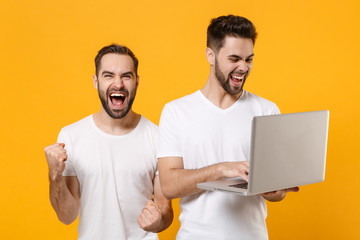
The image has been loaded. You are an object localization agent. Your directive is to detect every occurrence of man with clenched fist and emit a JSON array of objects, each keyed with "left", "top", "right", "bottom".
[{"left": 44, "top": 44, "right": 173, "bottom": 240}]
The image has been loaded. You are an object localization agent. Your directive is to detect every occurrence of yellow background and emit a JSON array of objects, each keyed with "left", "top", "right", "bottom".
[{"left": 1, "top": 0, "right": 359, "bottom": 239}]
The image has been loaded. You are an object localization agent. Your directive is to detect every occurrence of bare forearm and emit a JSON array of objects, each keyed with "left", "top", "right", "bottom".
[
  {"left": 49, "top": 176, "right": 79, "bottom": 224},
  {"left": 159, "top": 158, "right": 249, "bottom": 199},
  {"left": 161, "top": 164, "right": 222, "bottom": 199},
  {"left": 154, "top": 203, "right": 174, "bottom": 233}
]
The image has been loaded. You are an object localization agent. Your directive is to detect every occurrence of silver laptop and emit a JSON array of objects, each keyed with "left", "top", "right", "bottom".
[{"left": 197, "top": 110, "right": 329, "bottom": 196}]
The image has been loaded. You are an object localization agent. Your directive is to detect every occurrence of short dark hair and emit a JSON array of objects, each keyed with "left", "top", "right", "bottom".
[
  {"left": 94, "top": 44, "right": 139, "bottom": 77},
  {"left": 207, "top": 15, "right": 257, "bottom": 53}
]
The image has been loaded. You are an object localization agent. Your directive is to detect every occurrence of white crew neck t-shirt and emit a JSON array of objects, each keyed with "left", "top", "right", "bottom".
[
  {"left": 58, "top": 115, "right": 159, "bottom": 240},
  {"left": 158, "top": 90, "right": 280, "bottom": 240}
]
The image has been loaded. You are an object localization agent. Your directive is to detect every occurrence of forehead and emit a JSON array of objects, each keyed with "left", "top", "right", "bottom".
[
  {"left": 99, "top": 53, "right": 135, "bottom": 73},
  {"left": 218, "top": 36, "right": 254, "bottom": 57}
]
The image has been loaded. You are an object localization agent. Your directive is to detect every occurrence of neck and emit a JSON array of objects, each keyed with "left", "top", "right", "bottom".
[
  {"left": 201, "top": 71, "right": 243, "bottom": 109},
  {"left": 92, "top": 108, "right": 141, "bottom": 136}
]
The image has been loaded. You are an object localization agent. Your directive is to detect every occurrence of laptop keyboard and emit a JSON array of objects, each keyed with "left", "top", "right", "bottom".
[{"left": 229, "top": 182, "right": 248, "bottom": 189}]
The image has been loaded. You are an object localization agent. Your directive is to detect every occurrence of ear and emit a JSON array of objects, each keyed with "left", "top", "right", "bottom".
[
  {"left": 136, "top": 75, "right": 140, "bottom": 87},
  {"left": 206, "top": 47, "right": 215, "bottom": 66},
  {"left": 93, "top": 74, "right": 98, "bottom": 89}
]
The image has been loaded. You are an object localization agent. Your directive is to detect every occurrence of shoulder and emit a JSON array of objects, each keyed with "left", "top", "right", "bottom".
[
  {"left": 59, "top": 115, "right": 92, "bottom": 136},
  {"left": 59, "top": 115, "right": 92, "bottom": 140},
  {"left": 137, "top": 116, "right": 159, "bottom": 142},
  {"left": 162, "top": 91, "right": 201, "bottom": 114},
  {"left": 140, "top": 116, "right": 158, "bottom": 132},
  {"left": 165, "top": 91, "right": 200, "bottom": 107},
  {"left": 243, "top": 91, "right": 280, "bottom": 115},
  {"left": 245, "top": 91, "right": 276, "bottom": 106},
  {"left": 57, "top": 115, "right": 93, "bottom": 152}
]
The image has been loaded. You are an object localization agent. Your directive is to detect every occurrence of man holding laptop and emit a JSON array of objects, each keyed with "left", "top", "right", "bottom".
[{"left": 158, "top": 15, "right": 299, "bottom": 239}]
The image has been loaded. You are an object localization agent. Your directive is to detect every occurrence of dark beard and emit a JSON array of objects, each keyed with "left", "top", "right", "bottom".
[
  {"left": 215, "top": 58, "right": 246, "bottom": 96},
  {"left": 98, "top": 84, "right": 137, "bottom": 119}
]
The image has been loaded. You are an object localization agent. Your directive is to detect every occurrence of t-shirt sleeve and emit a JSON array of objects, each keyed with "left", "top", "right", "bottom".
[
  {"left": 272, "top": 104, "right": 281, "bottom": 115},
  {"left": 57, "top": 128, "right": 76, "bottom": 176},
  {"left": 157, "top": 103, "right": 183, "bottom": 158}
]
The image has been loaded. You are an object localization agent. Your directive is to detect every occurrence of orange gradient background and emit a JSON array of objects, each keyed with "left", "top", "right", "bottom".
[{"left": 0, "top": 0, "right": 359, "bottom": 239}]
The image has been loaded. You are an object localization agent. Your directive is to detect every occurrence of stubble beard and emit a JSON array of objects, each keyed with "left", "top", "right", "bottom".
[
  {"left": 98, "top": 84, "right": 137, "bottom": 119},
  {"left": 214, "top": 58, "right": 247, "bottom": 96}
]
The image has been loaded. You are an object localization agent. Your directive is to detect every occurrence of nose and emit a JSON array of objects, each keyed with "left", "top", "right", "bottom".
[
  {"left": 237, "top": 60, "right": 249, "bottom": 72},
  {"left": 113, "top": 76, "right": 124, "bottom": 89}
]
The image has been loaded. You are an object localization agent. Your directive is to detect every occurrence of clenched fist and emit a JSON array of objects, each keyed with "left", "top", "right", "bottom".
[
  {"left": 137, "top": 201, "right": 162, "bottom": 232},
  {"left": 44, "top": 143, "right": 68, "bottom": 181}
]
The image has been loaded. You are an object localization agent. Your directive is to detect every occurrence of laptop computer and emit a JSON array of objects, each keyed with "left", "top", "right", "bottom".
[{"left": 197, "top": 110, "right": 329, "bottom": 196}]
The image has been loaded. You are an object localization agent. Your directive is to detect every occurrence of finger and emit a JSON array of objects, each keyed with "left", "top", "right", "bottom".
[
  {"left": 240, "top": 172, "right": 249, "bottom": 182},
  {"left": 241, "top": 161, "right": 250, "bottom": 167},
  {"left": 143, "top": 207, "right": 159, "bottom": 221},
  {"left": 240, "top": 162, "right": 249, "bottom": 172},
  {"left": 149, "top": 207, "right": 161, "bottom": 221},
  {"left": 51, "top": 149, "right": 67, "bottom": 159},
  {"left": 144, "top": 205, "right": 162, "bottom": 224},
  {"left": 137, "top": 215, "right": 143, "bottom": 227},
  {"left": 145, "top": 200, "right": 155, "bottom": 207},
  {"left": 59, "top": 152, "right": 68, "bottom": 162},
  {"left": 58, "top": 143, "right": 65, "bottom": 148},
  {"left": 285, "top": 187, "right": 299, "bottom": 193},
  {"left": 138, "top": 211, "right": 151, "bottom": 227},
  {"left": 45, "top": 144, "right": 66, "bottom": 155},
  {"left": 236, "top": 165, "right": 249, "bottom": 181},
  {"left": 145, "top": 201, "right": 161, "bottom": 214},
  {"left": 45, "top": 143, "right": 59, "bottom": 152},
  {"left": 137, "top": 213, "right": 148, "bottom": 228}
]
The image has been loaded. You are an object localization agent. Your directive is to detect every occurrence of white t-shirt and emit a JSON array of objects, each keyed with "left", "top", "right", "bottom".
[
  {"left": 58, "top": 115, "right": 159, "bottom": 240},
  {"left": 158, "top": 90, "right": 280, "bottom": 240}
]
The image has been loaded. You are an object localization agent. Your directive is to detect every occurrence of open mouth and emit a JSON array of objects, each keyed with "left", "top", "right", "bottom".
[
  {"left": 109, "top": 92, "right": 126, "bottom": 109},
  {"left": 230, "top": 74, "right": 245, "bottom": 86}
]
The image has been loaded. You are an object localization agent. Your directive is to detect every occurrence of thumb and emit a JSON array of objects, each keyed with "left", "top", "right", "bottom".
[
  {"left": 58, "top": 143, "right": 65, "bottom": 148},
  {"left": 146, "top": 200, "right": 155, "bottom": 207}
]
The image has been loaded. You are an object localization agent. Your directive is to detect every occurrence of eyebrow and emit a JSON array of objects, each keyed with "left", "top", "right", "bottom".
[
  {"left": 228, "top": 53, "right": 254, "bottom": 59},
  {"left": 101, "top": 71, "right": 114, "bottom": 76},
  {"left": 121, "top": 71, "right": 135, "bottom": 76},
  {"left": 101, "top": 71, "right": 135, "bottom": 76}
]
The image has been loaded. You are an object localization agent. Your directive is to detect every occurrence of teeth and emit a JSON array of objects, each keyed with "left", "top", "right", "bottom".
[
  {"left": 232, "top": 76, "right": 244, "bottom": 80},
  {"left": 110, "top": 93, "right": 125, "bottom": 97}
]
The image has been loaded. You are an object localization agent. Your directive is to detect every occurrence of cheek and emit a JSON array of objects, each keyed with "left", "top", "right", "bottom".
[
  {"left": 227, "top": 65, "right": 238, "bottom": 75},
  {"left": 218, "top": 63, "right": 231, "bottom": 74},
  {"left": 125, "top": 81, "right": 137, "bottom": 90},
  {"left": 98, "top": 82, "right": 111, "bottom": 94}
]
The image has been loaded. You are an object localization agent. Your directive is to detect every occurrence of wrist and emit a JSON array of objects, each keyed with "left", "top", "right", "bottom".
[
  {"left": 49, "top": 171, "right": 64, "bottom": 182},
  {"left": 212, "top": 163, "right": 224, "bottom": 180}
]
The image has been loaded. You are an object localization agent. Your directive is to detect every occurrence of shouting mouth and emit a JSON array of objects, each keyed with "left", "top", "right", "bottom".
[
  {"left": 230, "top": 74, "right": 245, "bottom": 87},
  {"left": 109, "top": 92, "right": 126, "bottom": 109}
]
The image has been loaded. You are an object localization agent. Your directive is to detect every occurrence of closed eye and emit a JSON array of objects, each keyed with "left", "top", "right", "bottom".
[
  {"left": 122, "top": 74, "right": 132, "bottom": 80},
  {"left": 102, "top": 71, "right": 114, "bottom": 78}
]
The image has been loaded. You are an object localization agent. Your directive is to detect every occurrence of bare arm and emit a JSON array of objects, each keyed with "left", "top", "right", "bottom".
[
  {"left": 152, "top": 175, "right": 173, "bottom": 231},
  {"left": 137, "top": 175, "right": 173, "bottom": 232},
  {"left": 49, "top": 176, "right": 80, "bottom": 224},
  {"left": 158, "top": 157, "right": 249, "bottom": 199},
  {"left": 45, "top": 143, "right": 80, "bottom": 225}
]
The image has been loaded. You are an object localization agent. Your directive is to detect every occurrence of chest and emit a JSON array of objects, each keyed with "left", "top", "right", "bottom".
[{"left": 69, "top": 136, "right": 156, "bottom": 184}]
